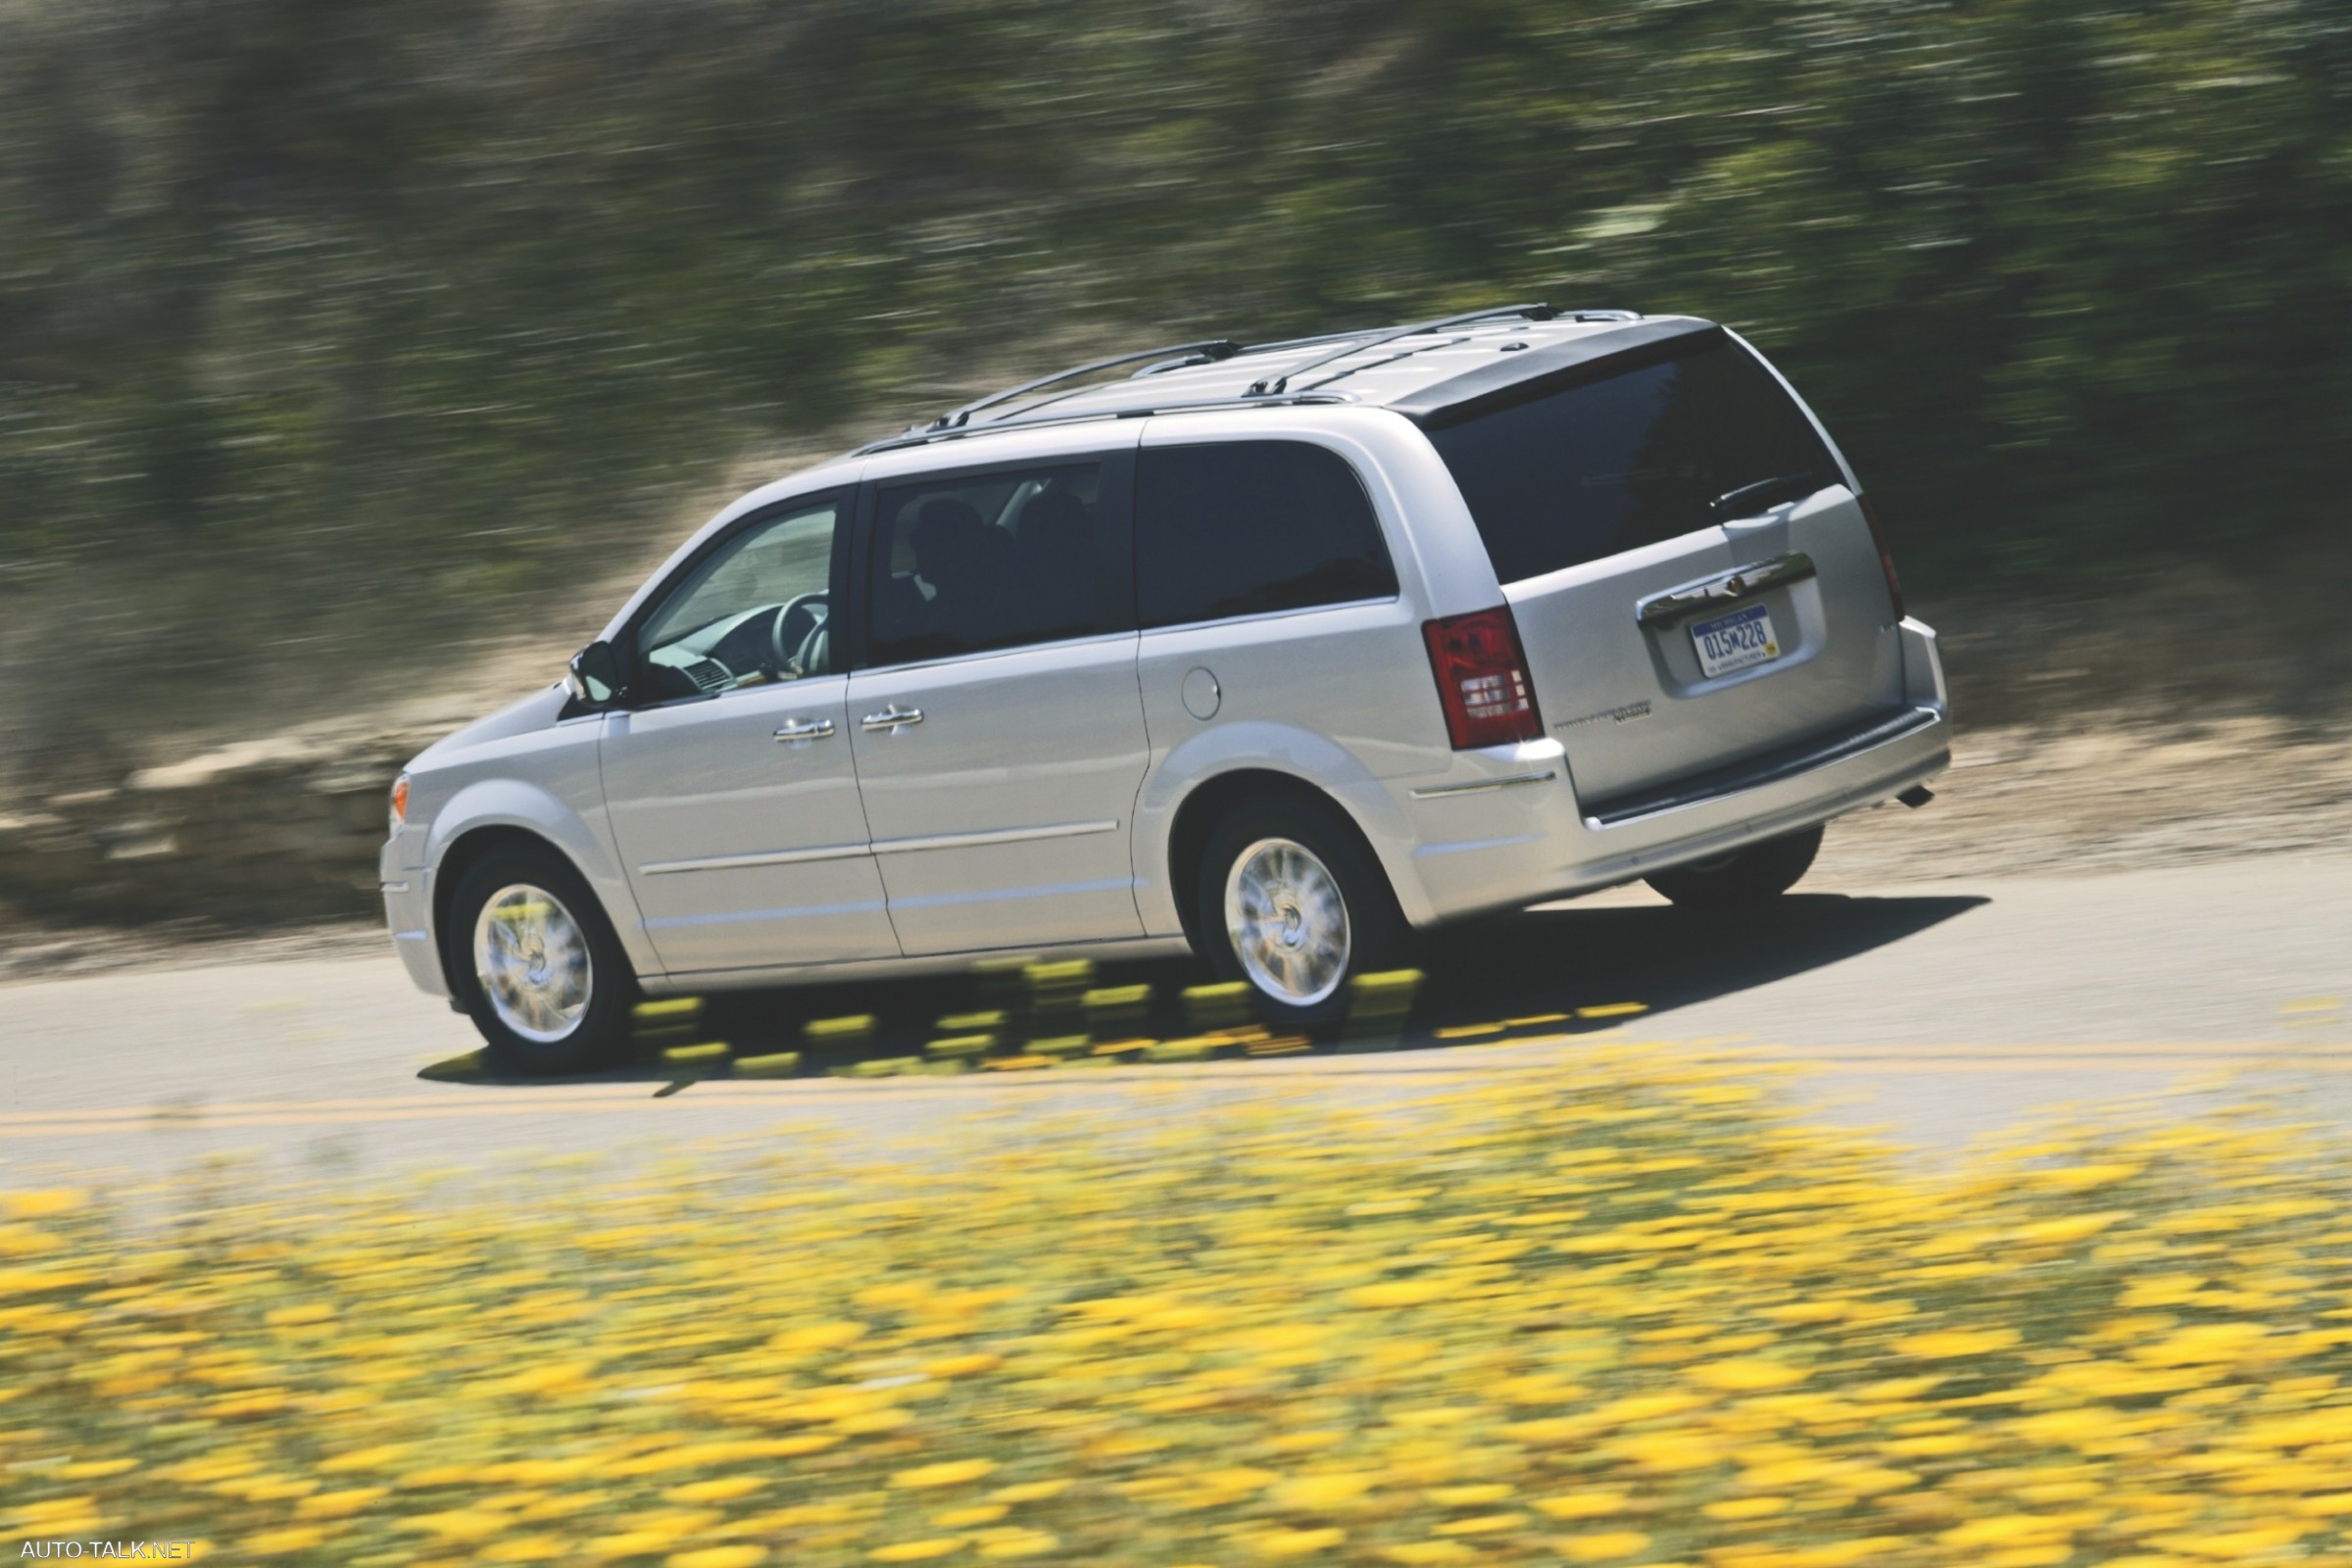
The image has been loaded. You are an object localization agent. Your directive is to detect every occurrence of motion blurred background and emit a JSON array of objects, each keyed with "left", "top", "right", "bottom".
[{"left": 2, "top": 0, "right": 2348, "bottom": 932}]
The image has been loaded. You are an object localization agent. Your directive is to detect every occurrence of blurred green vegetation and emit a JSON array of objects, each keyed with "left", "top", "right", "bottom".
[{"left": 1, "top": 0, "right": 2347, "bottom": 753}]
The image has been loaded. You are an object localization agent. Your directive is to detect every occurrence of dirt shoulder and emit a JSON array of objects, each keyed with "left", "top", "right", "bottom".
[
  {"left": 8, "top": 714, "right": 2347, "bottom": 988},
  {"left": 10, "top": 553, "right": 2345, "bottom": 965},
  {"left": 1820, "top": 715, "right": 2352, "bottom": 883}
]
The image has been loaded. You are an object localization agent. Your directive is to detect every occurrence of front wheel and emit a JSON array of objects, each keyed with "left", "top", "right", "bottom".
[
  {"left": 1196, "top": 798, "right": 1405, "bottom": 1029},
  {"left": 446, "top": 845, "right": 637, "bottom": 1076},
  {"left": 1643, "top": 823, "right": 1824, "bottom": 910}
]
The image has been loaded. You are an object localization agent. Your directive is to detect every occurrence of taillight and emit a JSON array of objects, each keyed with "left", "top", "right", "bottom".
[
  {"left": 389, "top": 773, "right": 411, "bottom": 835},
  {"left": 1857, "top": 494, "right": 1905, "bottom": 621},
  {"left": 1422, "top": 606, "right": 1544, "bottom": 751}
]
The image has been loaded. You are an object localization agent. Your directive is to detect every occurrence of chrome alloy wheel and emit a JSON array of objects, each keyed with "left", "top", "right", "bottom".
[
  {"left": 1223, "top": 836, "right": 1351, "bottom": 1007},
  {"left": 472, "top": 883, "right": 594, "bottom": 1043}
]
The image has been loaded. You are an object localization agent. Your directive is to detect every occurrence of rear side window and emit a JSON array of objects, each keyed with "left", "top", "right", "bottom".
[
  {"left": 867, "top": 462, "right": 1107, "bottom": 666},
  {"left": 1425, "top": 338, "right": 1838, "bottom": 585},
  {"left": 1137, "top": 441, "right": 1396, "bottom": 629}
]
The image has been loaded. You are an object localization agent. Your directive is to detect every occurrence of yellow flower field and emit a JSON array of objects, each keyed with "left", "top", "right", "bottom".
[{"left": 7, "top": 1049, "right": 2352, "bottom": 1566}]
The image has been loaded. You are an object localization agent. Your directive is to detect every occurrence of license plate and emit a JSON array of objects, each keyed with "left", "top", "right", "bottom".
[{"left": 1690, "top": 603, "right": 1781, "bottom": 678}]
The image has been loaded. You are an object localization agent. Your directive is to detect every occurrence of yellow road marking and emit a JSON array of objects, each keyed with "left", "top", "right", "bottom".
[
  {"left": 6, "top": 1042, "right": 2352, "bottom": 1136},
  {"left": 1800, "top": 1058, "right": 2352, "bottom": 1073},
  {"left": 7, "top": 1086, "right": 699, "bottom": 1123},
  {"left": 1722, "top": 1044, "right": 2352, "bottom": 1059}
]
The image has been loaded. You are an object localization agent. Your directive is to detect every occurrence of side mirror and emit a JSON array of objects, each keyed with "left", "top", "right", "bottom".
[{"left": 565, "top": 640, "right": 622, "bottom": 704}]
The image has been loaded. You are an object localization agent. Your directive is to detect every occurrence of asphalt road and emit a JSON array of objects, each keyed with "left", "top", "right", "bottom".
[{"left": 4, "top": 853, "right": 2348, "bottom": 1188}]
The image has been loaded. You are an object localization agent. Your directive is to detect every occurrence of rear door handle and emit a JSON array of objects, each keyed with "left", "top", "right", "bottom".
[
  {"left": 860, "top": 705, "right": 924, "bottom": 731},
  {"left": 1635, "top": 552, "right": 1817, "bottom": 630},
  {"left": 773, "top": 717, "right": 836, "bottom": 742}
]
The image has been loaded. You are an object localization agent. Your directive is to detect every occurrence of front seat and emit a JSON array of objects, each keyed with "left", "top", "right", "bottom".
[{"left": 1014, "top": 488, "right": 1096, "bottom": 638}]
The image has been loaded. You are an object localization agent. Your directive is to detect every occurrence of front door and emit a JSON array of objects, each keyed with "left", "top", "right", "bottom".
[
  {"left": 845, "top": 451, "right": 1150, "bottom": 956},
  {"left": 601, "top": 494, "right": 900, "bottom": 974}
]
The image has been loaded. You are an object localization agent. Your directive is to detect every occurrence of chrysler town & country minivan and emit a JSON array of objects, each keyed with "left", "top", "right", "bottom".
[{"left": 380, "top": 305, "right": 1951, "bottom": 1072}]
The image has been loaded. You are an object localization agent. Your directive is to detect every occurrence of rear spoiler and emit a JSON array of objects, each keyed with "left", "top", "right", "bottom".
[{"left": 1389, "top": 317, "right": 1724, "bottom": 428}]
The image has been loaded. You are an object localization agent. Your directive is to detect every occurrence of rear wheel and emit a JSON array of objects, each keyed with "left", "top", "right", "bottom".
[
  {"left": 1643, "top": 823, "right": 1824, "bottom": 910},
  {"left": 446, "top": 845, "right": 637, "bottom": 1076},
  {"left": 1196, "top": 798, "right": 1404, "bottom": 1029}
]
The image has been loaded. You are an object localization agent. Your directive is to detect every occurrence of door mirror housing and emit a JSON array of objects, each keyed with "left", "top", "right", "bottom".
[{"left": 565, "top": 640, "right": 623, "bottom": 705}]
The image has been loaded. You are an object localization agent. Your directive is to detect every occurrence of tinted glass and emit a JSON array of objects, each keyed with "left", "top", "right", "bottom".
[
  {"left": 1426, "top": 339, "right": 1839, "bottom": 584},
  {"left": 1137, "top": 441, "right": 1396, "bottom": 628},
  {"left": 868, "top": 463, "right": 1103, "bottom": 666},
  {"left": 638, "top": 501, "right": 837, "bottom": 700}
]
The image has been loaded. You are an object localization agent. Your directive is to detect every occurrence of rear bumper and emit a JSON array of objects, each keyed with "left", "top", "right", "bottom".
[
  {"left": 1393, "top": 616, "right": 1950, "bottom": 923},
  {"left": 1580, "top": 705, "right": 1939, "bottom": 828}
]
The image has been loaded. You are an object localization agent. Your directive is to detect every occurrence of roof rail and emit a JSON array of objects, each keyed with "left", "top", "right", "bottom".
[
  {"left": 927, "top": 339, "right": 1244, "bottom": 432},
  {"left": 855, "top": 391, "right": 1357, "bottom": 458},
  {"left": 1243, "top": 302, "right": 1555, "bottom": 398},
  {"left": 867, "top": 302, "right": 1637, "bottom": 453}
]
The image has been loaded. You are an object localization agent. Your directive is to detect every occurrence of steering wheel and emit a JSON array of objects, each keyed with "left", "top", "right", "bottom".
[{"left": 768, "top": 592, "right": 830, "bottom": 675}]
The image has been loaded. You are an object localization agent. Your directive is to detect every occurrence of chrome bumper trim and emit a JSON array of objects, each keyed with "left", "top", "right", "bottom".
[
  {"left": 1410, "top": 770, "right": 1558, "bottom": 800},
  {"left": 1584, "top": 706, "right": 1940, "bottom": 828}
]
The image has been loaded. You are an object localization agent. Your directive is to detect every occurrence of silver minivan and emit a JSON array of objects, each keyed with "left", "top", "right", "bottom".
[{"left": 381, "top": 306, "right": 1950, "bottom": 1072}]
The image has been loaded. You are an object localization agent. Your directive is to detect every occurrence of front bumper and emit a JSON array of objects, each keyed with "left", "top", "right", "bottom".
[{"left": 379, "top": 832, "right": 447, "bottom": 998}]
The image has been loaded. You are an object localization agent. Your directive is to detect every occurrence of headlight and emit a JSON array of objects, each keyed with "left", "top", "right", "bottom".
[{"left": 389, "top": 773, "right": 411, "bottom": 836}]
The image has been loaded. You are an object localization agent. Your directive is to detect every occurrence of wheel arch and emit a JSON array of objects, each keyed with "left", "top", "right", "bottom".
[
  {"left": 418, "top": 770, "right": 656, "bottom": 987},
  {"left": 430, "top": 824, "right": 579, "bottom": 984},
  {"left": 1164, "top": 767, "right": 1400, "bottom": 954},
  {"left": 432, "top": 820, "right": 643, "bottom": 1077}
]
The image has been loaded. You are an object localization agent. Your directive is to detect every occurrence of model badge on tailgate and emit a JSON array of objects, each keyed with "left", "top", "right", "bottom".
[{"left": 1556, "top": 699, "right": 1653, "bottom": 731}]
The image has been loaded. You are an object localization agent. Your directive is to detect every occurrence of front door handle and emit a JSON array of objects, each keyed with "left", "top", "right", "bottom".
[
  {"left": 773, "top": 717, "right": 836, "bottom": 742},
  {"left": 860, "top": 705, "right": 924, "bottom": 732}
]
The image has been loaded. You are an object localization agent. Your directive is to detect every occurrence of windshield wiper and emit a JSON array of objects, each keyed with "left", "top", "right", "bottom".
[{"left": 1709, "top": 471, "right": 1829, "bottom": 521}]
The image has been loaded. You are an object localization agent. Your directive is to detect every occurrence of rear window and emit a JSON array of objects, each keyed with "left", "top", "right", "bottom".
[
  {"left": 1137, "top": 440, "right": 1396, "bottom": 628},
  {"left": 1425, "top": 337, "right": 1839, "bottom": 585}
]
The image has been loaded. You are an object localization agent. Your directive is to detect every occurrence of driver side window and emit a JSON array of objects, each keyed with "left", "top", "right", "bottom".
[{"left": 639, "top": 500, "right": 838, "bottom": 700}]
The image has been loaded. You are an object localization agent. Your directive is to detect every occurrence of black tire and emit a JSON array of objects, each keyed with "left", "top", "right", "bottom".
[
  {"left": 445, "top": 844, "right": 638, "bottom": 1076},
  {"left": 1643, "top": 823, "right": 1824, "bottom": 909},
  {"left": 1194, "top": 795, "right": 1406, "bottom": 1030}
]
